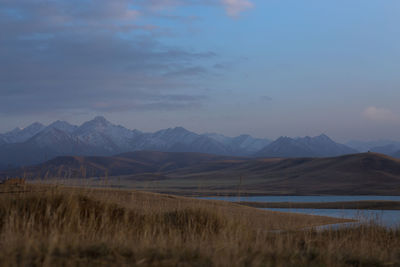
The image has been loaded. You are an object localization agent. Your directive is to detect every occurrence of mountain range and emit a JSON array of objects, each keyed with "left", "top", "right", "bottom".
[
  {"left": 345, "top": 140, "right": 400, "bottom": 157},
  {"left": 1, "top": 116, "right": 396, "bottom": 169},
  {"left": 256, "top": 135, "right": 357, "bottom": 158},
  {"left": 0, "top": 116, "right": 270, "bottom": 168}
]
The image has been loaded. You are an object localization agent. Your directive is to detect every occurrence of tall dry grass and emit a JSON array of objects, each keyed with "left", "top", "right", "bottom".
[{"left": 0, "top": 184, "right": 399, "bottom": 266}]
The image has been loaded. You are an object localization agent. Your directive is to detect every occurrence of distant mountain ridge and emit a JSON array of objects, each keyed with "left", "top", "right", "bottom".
[
  {"left": 204, "top": 133, "right": 271, "bottom": 155},
  {"left": 256, "top": 134, "right": 357, "bottom": 158},
  {"left": 346, "top": 140, "right": 400, "bottom": 158},
  {"left": 1, "top": 122, "right": 45, "bottom": 143},
  {"left": 0, "top": 116, "right": 269, "bottom": 168},
  {"left": 0, "top": 116, "right": 373, "bottom": 169}
]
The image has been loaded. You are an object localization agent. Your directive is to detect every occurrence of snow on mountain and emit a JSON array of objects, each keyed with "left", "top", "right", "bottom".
[
  {"left": 74, "top": 116, "right": 140, "bottom": 153},
  {"left": 1, "top": 117, "right": 361, "bottom": 168},
  {"left": 26, "top": 127, "right": 91, "bottom": 154},
  {"left": 127, "top": 127, "right": 196, "bottom": 151},
  {"left": 2, "top": 117, "right": 249, "bottom": 167},
  {"left": 152, "top": 127, "right": 199, "bottom": 146},
  {"left": 129, "top": 127, "right": 231, "bottom": 155},
  {"left": 230, "top": 135, "right": 271, "bottom": 154},
  {"left": 0, "top": 127, "right": 101, "bottom": 167},
  {"left": 2, "top": 122, "right": 46, "bottom": 143},
  {"left": 46, "top": 120, "right": 78, "bottom": 134},
  {"left": 203, "top": 133, "right": 233, "bottom": 145},
  {"left": 205, "top": 133, "right": 270, "bottom": 155}
]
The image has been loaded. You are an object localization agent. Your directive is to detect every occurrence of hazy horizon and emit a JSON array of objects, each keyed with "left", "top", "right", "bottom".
[{"left": 1, "top": 0, "right": 399, "bottom": 142}]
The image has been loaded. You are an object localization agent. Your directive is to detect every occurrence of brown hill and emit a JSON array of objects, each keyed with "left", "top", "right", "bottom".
[
  {"left": 162, "top": 152, "right": 400, "bottom": 195},
  {"left": 2, "top": 152, "right": 400, "bottom": 195},
  {"left": 0, "top": 151, "right": 237, "bottom": 179}
]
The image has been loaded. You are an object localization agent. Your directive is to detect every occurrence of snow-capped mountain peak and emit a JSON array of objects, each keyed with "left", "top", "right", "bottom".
[
  {"left": 73, "top": 116, "right": 138, "bottom": 152},
  {"left": 256, "top": 134, "right": 357, "bottom": 158},
  {"left": 92, "top": 116, "right": 110, "bottom": 125},
  {"left": 77, "top": 116, "right": 112, "bottom": 132},
  {"left": 2, "top": 122, "right": 46, "bottom": 143},
  {"left": 46, "top": 120, "right": 77, "bottom": 134}
]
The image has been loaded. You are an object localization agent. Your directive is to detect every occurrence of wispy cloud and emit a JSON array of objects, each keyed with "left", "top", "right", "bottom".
[
  {"left": 134, "top": 0, "right": 254, "bottom": 18},
  {"left": 91, "top": 94, "right": 207, "bottom": 112},
  {"left": 0, "top": 0, "right": 218, "bottom": 115},
  {"left": 222, "top": 0, "right": 254, "bottom": 17},
  {"left": 363, "top": 106, "right": 398, "bottom": 122}
]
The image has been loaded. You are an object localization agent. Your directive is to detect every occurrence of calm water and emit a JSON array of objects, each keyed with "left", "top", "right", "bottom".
[
  {"left": 200, "top": 195, "right": 400, "bottom": 203},
  {"left": 201, "top": 196, "right": 400, "bottom": 228},
  {"left": 265, "top": 208, "right": 400, "bottom": 229}
]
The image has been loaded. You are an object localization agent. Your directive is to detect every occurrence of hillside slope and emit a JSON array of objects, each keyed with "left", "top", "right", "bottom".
[
  {"left": 1, "top": 151, "right": 237, "bottom": 179},
  {"left": 2, "top": 152, "right": 400, "bottom": 195}
]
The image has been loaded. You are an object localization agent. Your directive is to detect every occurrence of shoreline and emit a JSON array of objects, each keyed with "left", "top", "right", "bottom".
[{"left": 238, "top": 200, "right": 400, "bottom": 210}]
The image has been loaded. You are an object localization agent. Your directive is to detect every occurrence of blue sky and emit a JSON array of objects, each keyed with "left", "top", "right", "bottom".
[{"left": 1, "top": 0, "right": 399, "bottom": 141}]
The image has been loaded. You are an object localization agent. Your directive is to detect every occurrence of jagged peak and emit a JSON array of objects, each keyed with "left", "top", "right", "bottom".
[
  {"left": 279, "top": 134, "right": 333, "bottom": 142},
  {"left": 79, "top": 116, "right": 112, "bottom": 128},
  {"left": 45, "top": 120, "right": 77, "bottom": 134},
  {"left": 276, "top": 136, "right": 292, "bottom": 141},
  {"left": 28, "top": 122, "right": 44, "bottom": 127},
  {"left": 22, "top": 122, "right": 45, "bottom": 131},
  {"left": 157, "top": 126, "right": 191, "bottom": 134},
  {"left": 50, "top": 119, "right": 68, "bottom": 124},
  {"left": 92, "top": 116, "right": 110, "bottom": 124},
  {"left": 8, "top": 127, "right": 22, "bottom": 133},
  {"left": 315, "top": 133, "right": 331, "bottom": 140},
  {"left": 172, "top": 126, "right": 190, "bottom": 132},
  {"left": 49, "top": 120, "right": 74, "bottom": 127}
]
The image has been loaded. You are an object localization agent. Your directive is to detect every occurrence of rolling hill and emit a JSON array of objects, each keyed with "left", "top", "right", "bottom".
[
  {"left": 2, "top": 151, "right": 400, "bottom": 195},
  {"left": 0, "top": 151, "right": 237, "bottom": 179}
]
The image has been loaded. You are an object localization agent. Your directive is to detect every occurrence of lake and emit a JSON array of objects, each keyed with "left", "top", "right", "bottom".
[
  {"left": 201, "top": 196, "right": 400, "bottom": 228},
  {"left": 200, "top": 195, "right": 400, "bottom": 203},
  {"left": 265, "top": 208, "right": 400, "bottom": 229}
]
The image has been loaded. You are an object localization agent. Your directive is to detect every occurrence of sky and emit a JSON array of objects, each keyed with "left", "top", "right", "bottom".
[{"left": 1, "top": 0, "right": 400, "bottom": 142}]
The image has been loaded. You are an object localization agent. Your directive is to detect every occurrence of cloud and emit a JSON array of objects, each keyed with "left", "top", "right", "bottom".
[
  {"left": 164, "top": 66, "right": 208, "bottom": 77},
  {"left": 222, "top": 0, "right": 254, "bottom": 17},
  {"left": 139, "top": 0, "right": 254, "bottom": 17},
  {"left": 91, "top": 94, "right": 206, "bottom": 112},
  {"left": 0, "top": 0, "right": 253, "bottom": 118},
  {"left": 363, "top": 106, "right": 398, "bottom": 122},
  {"left": 0, "top": 0, "right": 218, "bottom": 115}
]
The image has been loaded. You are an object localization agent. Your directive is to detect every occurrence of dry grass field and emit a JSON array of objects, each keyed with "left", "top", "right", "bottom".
[{"left": 0, "top": 183, "right": 399, "bottom": 266}]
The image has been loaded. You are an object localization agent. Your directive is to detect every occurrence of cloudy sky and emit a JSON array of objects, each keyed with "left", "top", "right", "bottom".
[{"left": 1, "top": 0, "right": 399, "bottom": 141}]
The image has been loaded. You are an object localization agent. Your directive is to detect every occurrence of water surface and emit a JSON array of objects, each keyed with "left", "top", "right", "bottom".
[
  {"left": 201, "top": 195, "right": 400, "bottom": 203},
  {"left": 200, "top": 196, "right": 400, "bottom": 228},
  {"left": 264, "top": 208, "right": 400, "bottom": 229}
]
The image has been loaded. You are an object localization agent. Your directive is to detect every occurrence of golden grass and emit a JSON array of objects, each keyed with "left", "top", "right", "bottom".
[{"left": 0, "top": 184, "right": 399, "bottom": 266}]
